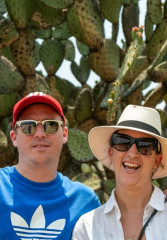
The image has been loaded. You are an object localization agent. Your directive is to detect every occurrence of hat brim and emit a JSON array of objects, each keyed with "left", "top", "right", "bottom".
[{"left": 88, "top": 126, "right": 167, "bottom": 179}]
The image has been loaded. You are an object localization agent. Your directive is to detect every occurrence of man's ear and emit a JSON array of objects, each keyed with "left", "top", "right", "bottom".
[
  {"left": 10, "top": 130, "right": 18, "bottom": 147},
  {"left": 63, "top": 126, "right": 68, "bottom": 144}
]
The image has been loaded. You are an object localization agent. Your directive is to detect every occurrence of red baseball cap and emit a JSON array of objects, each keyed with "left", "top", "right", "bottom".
[{"left": 12, "top": 92, "right": 65, "bottom": 129}]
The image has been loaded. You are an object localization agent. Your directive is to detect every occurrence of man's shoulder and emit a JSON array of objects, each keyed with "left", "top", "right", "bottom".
[
  {"left": 0, "top": 166, "right": 14, "bottom": 177},
  {"left": 58, "top": 172, "right": 100, "bottom": 205}
]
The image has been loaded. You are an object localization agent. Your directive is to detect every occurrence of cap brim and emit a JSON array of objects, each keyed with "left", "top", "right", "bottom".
[{"left": 12, "top": 94, "right": 65, "bottom": 129}]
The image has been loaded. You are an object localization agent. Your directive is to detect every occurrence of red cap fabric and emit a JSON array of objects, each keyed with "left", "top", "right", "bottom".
[{"left": 12, "top": 92, "right": 65, "bottom": 129}]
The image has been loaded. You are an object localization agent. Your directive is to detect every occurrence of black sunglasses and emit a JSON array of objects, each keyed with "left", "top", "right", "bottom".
[
  {"left": 110, "top": 132, "right": 160, "bottom": 155},
  {"left": 15, "top": 120, "right": 64, "bottom": 135}
]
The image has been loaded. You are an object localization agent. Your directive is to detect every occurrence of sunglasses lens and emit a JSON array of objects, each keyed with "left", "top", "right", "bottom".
[
  {"left": 112, "top": 135, "right": 132, "bottom": 152},
  {"left": 43, "top": 121, "right": 59, "bottom": 134},
  {"left": 20, "top": 121, "right": 36, "bottom": 135},
  {"left": 137, "top": 139, "right": 157, "bottom": 155},
  {"left": 111, "top": 133, "right": 158, "bottom": 155}
]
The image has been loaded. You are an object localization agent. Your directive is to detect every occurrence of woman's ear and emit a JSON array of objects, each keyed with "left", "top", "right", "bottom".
[
  {"left": 153, "top": 154, "right": 163, "bottom": 168},
  {"left": 108, "top": 147, "right": 113, "bottom": 160}
]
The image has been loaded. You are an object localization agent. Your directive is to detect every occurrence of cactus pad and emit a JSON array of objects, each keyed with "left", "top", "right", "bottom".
[
  {"left": 74, "top": 88, "right": 93, "bottom": 123},
  {"left": 67, "top": 128, "right": 94, "bottom": 162},
  {"left": 99, "top": 0, "right": 123, "bottom": 23},
  {"left": 88, "top": 39, "right": 120, "bottom": 82},
  {"left": 5, "top": 0, "right": 34, "bottom": 28},
  {"left": 39, "top": 0, "right": 74, "bottom": 9},
  {"left": 0, "top": 56, "right": 24, "bottom": 94},
  {"left": 71, "top": 56, "right": 90, "bottom": 84},
  {"left": 39, "top": 39, "right": 65, "bottom": 75},
  {"left": 67, "top": 0, "right": 104, "bottom": 50}
]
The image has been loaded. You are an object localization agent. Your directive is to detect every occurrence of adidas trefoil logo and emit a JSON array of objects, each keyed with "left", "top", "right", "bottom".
[{"left": 11, "top": 205, "right": 66, "bottom": 239}]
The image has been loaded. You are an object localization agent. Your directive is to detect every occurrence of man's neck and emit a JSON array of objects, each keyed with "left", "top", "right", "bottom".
[{"left": 15, "top": 164, "right": 57, "bottom": 183}]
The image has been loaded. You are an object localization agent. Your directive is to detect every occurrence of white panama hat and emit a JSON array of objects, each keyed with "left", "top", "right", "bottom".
[{"left": 88, "top": 105, "right": 167, "bottom": 179}]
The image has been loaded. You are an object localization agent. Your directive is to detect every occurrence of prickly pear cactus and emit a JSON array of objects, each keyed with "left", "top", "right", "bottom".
[{"left": 1, "top": 0, "right": 167, "bottom": 201}]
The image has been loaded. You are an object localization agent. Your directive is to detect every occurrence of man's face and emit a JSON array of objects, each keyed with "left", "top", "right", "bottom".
[
  {"left": 109, "top": 129, "right": 162, "bottom": 189},
  {"left": 10, "top": 104, "right": 68, "bottom": 171}
]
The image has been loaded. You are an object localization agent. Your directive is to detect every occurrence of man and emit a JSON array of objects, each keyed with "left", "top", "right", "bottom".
[
  {"left": 0, "top": 92, "right": 100, "bottom": 239},
  {"left": 72, "top": 105, "right": 167, "bottom": 240}
]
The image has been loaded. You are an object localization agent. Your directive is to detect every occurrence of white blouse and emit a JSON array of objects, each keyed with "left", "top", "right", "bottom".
[{"left": 72, "top": 186, "right": 167, "bottom": 240}]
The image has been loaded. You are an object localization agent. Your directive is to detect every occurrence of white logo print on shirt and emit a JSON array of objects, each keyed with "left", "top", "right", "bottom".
[{"left": 11, "top": 205, "right": 66, "bottom": 239}]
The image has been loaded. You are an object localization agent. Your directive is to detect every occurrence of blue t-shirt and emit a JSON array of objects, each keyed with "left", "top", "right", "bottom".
[{"left": 0, "top": 166, "right": 100, "bottom": 239}]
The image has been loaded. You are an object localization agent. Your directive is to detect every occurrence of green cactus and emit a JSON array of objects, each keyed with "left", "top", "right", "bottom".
[
  {"left": 147, "top": 19, "right": 167, "bottom": 60},
  {"left": 0, "top": 92, "right": 19, "bottom": 118},
  {"left": 99, "top": 0, "right": 123, "bottom": 23},
  {"left": 5, "top": 0, "right": 35, "bottom": 29},
  {"left": 31, "top": 1, "right": 66, "bottom": 29},
  {"left": 147, "top": 0, "right": 162, "bottom": 25},
  {"left": 74, "top": 88, "right": 93, "bottom": 123},
  {"left": 122, "top": 2, "right": 139, "bottom": 47},
  {"left": 71, "top": 56, "right": 91, "bottom": 85},
  {"left": 88, "top": 39, "right": 120, "bottom": 82},
  {"left": 10, "top": 29, "right": 35, "bottom": 76},
  {"left": 39, "top": 0, "right": 74, "bottom": 9},
  {"left": 67, "top": 0, "right": 104, "bottom": 50},
  {"left": 0, "top": 17, "right": 19, "bottom": 48},
  {"left": 39, "top": 39, "right": 65, "bottom": 76},
  {"left": 0, "top": 56, "right": 24, "bottom": 93},
  {"left": 67, "top": 128, "right": 94, "bottom": 162}
]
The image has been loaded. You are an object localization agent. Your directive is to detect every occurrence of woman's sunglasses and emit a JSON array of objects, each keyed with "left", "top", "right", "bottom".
[
  {"left": 14, "top": 120, "right": 64, "bottom": 135},
  {"left": 110, "top": 132, "right": 161, "bottom": 155}
]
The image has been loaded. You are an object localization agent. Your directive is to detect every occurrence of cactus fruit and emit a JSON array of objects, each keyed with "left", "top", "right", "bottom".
[
  {"left": 67, "top": 0, "right": 104, "bottom": 50},
  {"left": 39, "top": 39, "right": 65, "bottom": 76},
  {"left": 67, "top": 129, "right": 94, "bottom": 162}
]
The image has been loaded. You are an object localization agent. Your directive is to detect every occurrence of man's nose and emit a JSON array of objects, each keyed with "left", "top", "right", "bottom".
[{"left": 33, "top": 123, "right": 47, "bottom": 138}]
